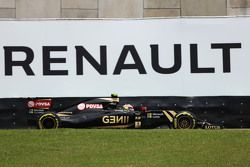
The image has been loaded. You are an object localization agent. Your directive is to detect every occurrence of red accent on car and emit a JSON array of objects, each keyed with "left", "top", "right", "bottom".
[
  {"left": 140, "top": 106, "right": 147, "bottom": 112},
  {"left": 27, "top": 99, "right": 52, "bottom": 109}
]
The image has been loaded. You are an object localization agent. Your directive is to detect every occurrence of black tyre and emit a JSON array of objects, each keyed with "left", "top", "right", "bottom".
[
  {"left": 174, "top": 112, "right": 196, "bottom": 129},
  {"left": 38, "top": 113, "right": 60, "bottom": 129}
]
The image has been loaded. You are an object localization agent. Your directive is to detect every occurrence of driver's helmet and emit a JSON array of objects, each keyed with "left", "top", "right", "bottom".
[{"left": 123, "top": 104, "right": 134, "bottom": 111}]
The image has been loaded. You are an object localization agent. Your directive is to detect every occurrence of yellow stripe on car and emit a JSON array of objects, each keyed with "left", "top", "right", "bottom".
[
  {"left": 168, "top": 110, "right": 177, "bottom": 117},
  {"left": 163, "top": 111, "right": 174, "bottom": 122}
]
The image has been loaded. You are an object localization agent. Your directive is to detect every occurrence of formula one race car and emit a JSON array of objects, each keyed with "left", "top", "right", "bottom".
[{"left": 27, "top": 94, "right": 220, "bottom": 129}]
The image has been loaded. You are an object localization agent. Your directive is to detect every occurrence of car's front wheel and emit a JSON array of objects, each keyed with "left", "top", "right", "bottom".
[{"left": 173, "top": 111, "right": 196, "bottom": 129}]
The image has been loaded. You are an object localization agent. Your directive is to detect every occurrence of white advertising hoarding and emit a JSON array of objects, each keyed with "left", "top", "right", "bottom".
[{"left": 0, "top": 17, "right": 249, "bottom": 97}]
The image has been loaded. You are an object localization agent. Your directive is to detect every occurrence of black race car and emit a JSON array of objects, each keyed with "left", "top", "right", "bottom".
[{"left": 27, "top": 94, "right": 220, "bottom": 129}]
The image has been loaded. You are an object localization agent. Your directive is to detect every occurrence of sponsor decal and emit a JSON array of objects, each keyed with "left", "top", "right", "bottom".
[
  {"left": 27, "top": 99, "right": 52, "bottom": 109},
  {"left": 77, "top": 103, "right": 103, "bottom": 110},
  {"left": 102, "top": 116, "right": 129, "bottom": 124},
  {"left": 77, "top": 103, "right": 86, "bottom": 110},
  {"left": 27, "top": 101, "right": 35, "bottom": 108},
  {"left": 135, "top": 121, "right": 141, "bottom": 128},
  {"left": 204, "top": 125, "right": 221, "bottom": 129},
  {"left": 147, "top": 113, "right": 152, "bottom": 118},
  {"left": 147, "top": 112, "right": 163, "bottom": 119}
]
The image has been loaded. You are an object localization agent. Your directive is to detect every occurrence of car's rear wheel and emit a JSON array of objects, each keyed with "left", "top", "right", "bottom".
[
  {"left": 38, "top": 113, "right": 60, "bottom": 129},
  {"left": 174, "top": 112, "right": 196, "bottom": 129}
]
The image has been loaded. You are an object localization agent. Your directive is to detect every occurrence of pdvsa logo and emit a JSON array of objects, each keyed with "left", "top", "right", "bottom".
[
  {"left": 27, "top": 99, "right": 52, "bottom": 109},
  {"left": 77, "top": 103, "right": 103, "bottom": 110}
]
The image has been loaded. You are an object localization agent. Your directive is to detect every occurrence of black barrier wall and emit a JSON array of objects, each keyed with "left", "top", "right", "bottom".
[
  {"left": 0, "top": 96, "right": 249, "bottom": 129},
  {"left": 0, "top": 98, "right": 28, "bottom": 128}
]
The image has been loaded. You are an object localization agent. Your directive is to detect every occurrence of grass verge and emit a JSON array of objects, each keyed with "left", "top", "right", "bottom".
[{"left": 0, "top": 129, "right": 249, "bottom": 167}]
